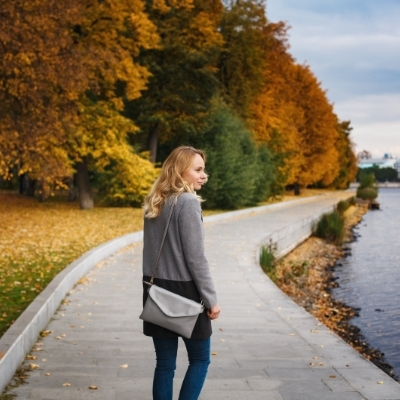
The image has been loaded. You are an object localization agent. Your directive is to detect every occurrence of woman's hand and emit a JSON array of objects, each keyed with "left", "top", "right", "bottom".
[{"left": 207, "top": 304, "right": 221, "bottom": 320}]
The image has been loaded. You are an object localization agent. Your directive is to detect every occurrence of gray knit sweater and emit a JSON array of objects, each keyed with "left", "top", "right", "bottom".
[{"left": 142, "top": 192, "right": 217, "bottom": 309}]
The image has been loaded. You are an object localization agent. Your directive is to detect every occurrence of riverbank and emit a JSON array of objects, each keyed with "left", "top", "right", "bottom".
[{"left": 270, "top": 204, "right": 399, "bottom": 382}]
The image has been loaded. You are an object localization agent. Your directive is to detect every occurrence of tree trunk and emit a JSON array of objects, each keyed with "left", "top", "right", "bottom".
[
  {"left": 20, "top": 176, "right": 36, "bottom": 197},
  {"left": 37, "top": 180, "right": 48, "bottom": 202},
  {"left": 67, "top": 175, "right": 77, "bottom": 202},
  {"left": 148, "top": 124, "right": 159, "bottom": 163},
  {"left": 76, "top": 162, "right": 94, "bottom": 209},
  {"left": 19, "top": 174, "right": 28, "bottom": 194},
  {"left": 294, "top": 182, "right": 300, "bottom": 196}
]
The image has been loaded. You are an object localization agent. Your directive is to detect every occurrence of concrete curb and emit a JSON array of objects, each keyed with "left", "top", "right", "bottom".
[
  {"left": 0, "top": 193, "right": 334, "bottom": 393},
  {"left": 257, "top": 203, "right": 337, "bottom": 260},
  {"left": 203, "top": 194, "right": 327, "bottom": 225}
]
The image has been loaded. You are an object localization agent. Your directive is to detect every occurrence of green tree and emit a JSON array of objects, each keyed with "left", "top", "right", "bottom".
[
  {"left": 357, "top": 170, "right": 378, "bottom": 201},
  {"left": 357, "top": 166, "right": 398, "bottom": 183},
  {"left": 218, "top": 0, "right": 268, "bottom": 120},
  {"left": 127, "top": 0, "right": 224, "bottom": 162},
  {"left": 182, "top": 99, "right": 275, "bottom": 209}
]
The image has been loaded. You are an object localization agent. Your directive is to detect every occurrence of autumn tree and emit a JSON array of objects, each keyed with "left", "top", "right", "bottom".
[
  {"left": 0, "top": 0, "right": 160, "bottom": 208},
  {"left": 330, "top": 121, "right": 358, "bottom": 189},
  {"left": 68, "top": 0, "right": 160, "bottom": 208},
  {"left": 218, "top": 0, "right": 269, "bottom": 120},
  {"left": 250, "top": 22, "right": 303, "bottom": 192},
  {"left": 250, "top": 21, "right": 355, "bottom": 193},
  {"left": 127, "top": 0, "right": 224, "bottom": 162},
  {"left": 0, "top": 0, "right": 85, "bottom": 196},
  {"left": 292, "top": 63, "right": 340, "bottom": 188}
]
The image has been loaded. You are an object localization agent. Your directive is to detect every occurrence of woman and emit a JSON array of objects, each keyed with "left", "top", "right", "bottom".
[{"left": 142, "top": 146, "right": 220, "bottom": 400}]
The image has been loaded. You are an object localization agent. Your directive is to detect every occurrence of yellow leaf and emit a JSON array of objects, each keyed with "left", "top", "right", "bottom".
[{"left": 40, "top": 330, "right": 53, "bottom": 337}]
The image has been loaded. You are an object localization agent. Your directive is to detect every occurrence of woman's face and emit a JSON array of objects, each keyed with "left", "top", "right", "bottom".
[{"left": 182, "top": 154, "right": 207, "bottom": 191}]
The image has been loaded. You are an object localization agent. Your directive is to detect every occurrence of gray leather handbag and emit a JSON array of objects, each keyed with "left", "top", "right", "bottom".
[{"left": 139, "top": 202, "right": 205, "bottom": 338}]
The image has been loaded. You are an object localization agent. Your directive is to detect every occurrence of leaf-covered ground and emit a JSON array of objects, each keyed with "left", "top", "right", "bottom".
[{"left": 0, "top": 192, "right": 147, "bottom": 337}]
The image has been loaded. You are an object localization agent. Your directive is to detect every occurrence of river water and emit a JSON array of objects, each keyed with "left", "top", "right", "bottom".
[{"left": 332, "top": 188, "right": 400, "bottom": 377}]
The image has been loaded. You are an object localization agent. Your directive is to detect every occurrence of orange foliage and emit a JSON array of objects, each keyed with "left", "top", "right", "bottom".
[{"left": 251, "top": 22, "right": 346, "bottom": 188}]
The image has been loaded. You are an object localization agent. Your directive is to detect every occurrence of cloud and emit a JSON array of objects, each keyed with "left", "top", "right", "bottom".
[
  {"left": 335, "top": 93, "right": 400, "bottom": 156},
  {"left": 267, "top": 0, "right": 400, "bottom": 99},
  {"left": 267, "top": 0, "right": 400, "bottom": 156}
]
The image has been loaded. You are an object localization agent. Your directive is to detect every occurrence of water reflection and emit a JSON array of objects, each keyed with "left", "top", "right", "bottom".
[{"left": 333, "top": 188, "right": 400, "bottom": 376}]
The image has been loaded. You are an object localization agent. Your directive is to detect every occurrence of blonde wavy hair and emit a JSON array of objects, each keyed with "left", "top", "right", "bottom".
[{"left": 143, "top": 146, "right": 207, "bottom": 218}]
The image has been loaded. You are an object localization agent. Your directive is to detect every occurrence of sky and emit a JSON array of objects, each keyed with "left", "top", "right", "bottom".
[{"left": 266, "top": 0, "right": 400, "bottom": 158}]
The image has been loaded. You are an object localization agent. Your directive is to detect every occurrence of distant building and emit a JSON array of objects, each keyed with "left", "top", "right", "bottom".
[
  {"left": 395, "top": 160, "right": 400, "bottom": 176},
  {"left": 358, "top": 153, "right": 398, "bottom": 170}
]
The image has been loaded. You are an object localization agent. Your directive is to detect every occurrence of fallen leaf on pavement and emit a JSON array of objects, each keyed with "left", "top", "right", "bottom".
[{"left": 40, "top": 330, "right": 53, "bottom": 337}]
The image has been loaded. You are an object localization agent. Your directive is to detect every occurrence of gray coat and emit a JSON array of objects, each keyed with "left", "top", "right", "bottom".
[{"left": 142, "top": 192, "right": 218, "bottom": 338}]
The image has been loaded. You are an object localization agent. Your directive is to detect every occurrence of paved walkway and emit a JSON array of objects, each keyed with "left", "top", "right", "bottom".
[{"left": 7, "top": 193, "right": 400, "bottom": 399}]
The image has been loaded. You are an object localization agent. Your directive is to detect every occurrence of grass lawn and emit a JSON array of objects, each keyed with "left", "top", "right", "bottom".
[
  {"left": 0, "top": 192, "right": 148, "bottom": 337},
  {"left": 0, "top": 187, "right": 330, "bottom": 337}
]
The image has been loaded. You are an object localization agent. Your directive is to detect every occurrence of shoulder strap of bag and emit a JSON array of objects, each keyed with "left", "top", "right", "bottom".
[{"left": 146, "top": 200, "right": 176, "bottom": 286}]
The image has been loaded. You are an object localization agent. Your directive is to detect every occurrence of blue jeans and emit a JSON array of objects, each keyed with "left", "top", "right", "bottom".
[{"left": 152, "top": 336, "right": 210, "bottom": 400}]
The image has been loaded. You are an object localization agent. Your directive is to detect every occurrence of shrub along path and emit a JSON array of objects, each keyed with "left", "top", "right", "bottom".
[{"left": 4, "top": 191, "right": 400, "bottom": 399}]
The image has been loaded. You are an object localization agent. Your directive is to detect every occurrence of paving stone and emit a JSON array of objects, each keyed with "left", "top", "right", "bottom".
[
  {"left": 246, "top": 377, "right": 283, "bottom": 391},
  {"left": 279, "top": 392, "right": 365, "bottom": 400},
  {"left": 264, "top": 366, "right": 339, "bottom": 380},
  {"left": 206, "top": 368, "right": 267, "bottom": 380},
  {"left": 237, "top": 358, "right": 311, "bottom": 370},
  {"left": 322, "top": 377, "right": 358, "bottom": 392},
  {"left": 335, "top": 367, "right": 400, "bottom": 399},
  {"left": 200, "top": 390, "right": 284, "bottom": 400}
]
